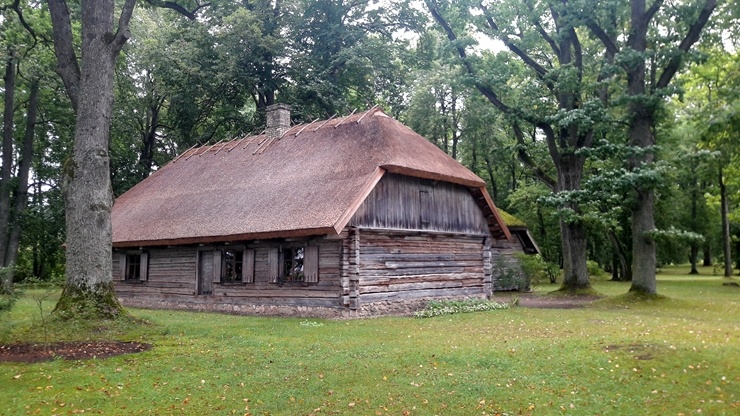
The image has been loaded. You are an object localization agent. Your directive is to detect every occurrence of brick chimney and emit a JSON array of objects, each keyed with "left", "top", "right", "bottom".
[{"left": 266, "top": 104, "right": 291, "bottom": 139}]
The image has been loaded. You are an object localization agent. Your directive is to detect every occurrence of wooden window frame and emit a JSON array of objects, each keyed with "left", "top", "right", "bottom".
[
  {"left": 119, "top": 251, "right": 148, "bottom": 283},
  {"left": 211, "top": 245, "right": 255, "bottom": 285},
  {"left": 280, "top": 246, "right": 306, "bottom": 284},
  {"left": 270, "top": 243, "right": 319, "bottom": 286}
]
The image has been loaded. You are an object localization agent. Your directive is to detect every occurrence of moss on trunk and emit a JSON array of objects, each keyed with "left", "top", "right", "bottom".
[{"left": 53, "top": 282, "right": 125, "bottom": 320}]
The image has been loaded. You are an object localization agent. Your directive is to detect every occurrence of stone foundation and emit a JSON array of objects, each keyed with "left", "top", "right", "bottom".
[{"left": 119, "top": 293, "right": 487, "bottom": 319}]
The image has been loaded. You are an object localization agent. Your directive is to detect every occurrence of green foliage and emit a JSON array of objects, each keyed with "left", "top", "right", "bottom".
[
  {"left": 515, "top": 253, "right": 559, "bottom": 285},
  {"left": 586, "top": 260, "right": 607, "bottom": 280},
  {"left": 494, "top": 254, "right": 529, "bottom": 291},
  {"left": 413, "top": 298, "right": 509, "bottom": 318},
  {"left": 0, "top": 291, "right": 17, "bottom": 313}
]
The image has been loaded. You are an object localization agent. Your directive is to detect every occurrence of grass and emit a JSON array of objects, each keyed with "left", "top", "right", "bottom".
[{"left": 0, "top": 264, "right": 738, "bottom": 415}]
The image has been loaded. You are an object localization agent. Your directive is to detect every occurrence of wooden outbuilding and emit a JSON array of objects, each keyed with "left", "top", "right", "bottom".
[{"left": 111, "top": 105, "right": 521, "bottom": 317}]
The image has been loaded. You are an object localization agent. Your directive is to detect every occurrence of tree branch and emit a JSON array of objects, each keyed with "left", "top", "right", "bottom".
[
  {"left": 645, "top": 0, "right": 664, "bottom": 24},
  {"left": 145, "top": 0, "right": 211, "bottom": 20},
  {"left": 112, "top": 0, "right": 137, "bottom": 53},
  {"left": 479, "top": 2, "right": 551, "bottom": 80},
  {"left": 655, "top": 0, "right": 717, "bottom": 89},
  {"left": 1, "top": 0, "right": 37, "bottom": 47},
  {"left": 47, "top": 0, "right": 81, "bottom": 111},
  {"left": 570, "top": 27, "right": 583, "bottom": 81},
  {"left": 512, "top": 122, "right": 557, "bottom": 190},
  {"left": 424, "top": 0, "right": 513, "bottom": 115},
  {"left": 586, "top": 21, "right": 620, "bottom": 56},
  {"left": 531, "top": 16, "right": 560, "bottom": 57}
]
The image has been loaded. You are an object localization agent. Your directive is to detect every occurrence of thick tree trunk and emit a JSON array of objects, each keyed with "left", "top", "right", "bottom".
[
  {"left": 628, "top": 115, "right": 657, "bottom": 294},
  {"left": 3, "top": 81, "right": 39, "bottom": 285},
  {"left": 557, "top": 155, "right": 590, "bottom": 291},
  {"left": 58, "top": 38, "right": 120, "bottom": 318},
  {"left": 719, "top": 166, "right": 732, "bottom": 278},
  {"left": 626, "top": 0, "right": 658, "bottom": 295},
  {"left": 0, "top": 54, "right": 16, "bottom": 279},
  {"left": 49, "top": 0, "right": 135, "bottom": 319}
]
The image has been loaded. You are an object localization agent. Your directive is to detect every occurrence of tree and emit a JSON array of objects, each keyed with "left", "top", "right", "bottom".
[
  {"left": 0, "top": 1, "right": 45, "bottom": 292},
  {"left": 424, "top": 0, "right": 605, "bottom": 292},
  {"left": 584, "top": 0, "right": 717, "bottom": 294},
  {"left": 47, "top": 0, "right": 204, "bottom": 318},
  {"left": 680, "top": 50, "right": 740, "bottom": 277}
]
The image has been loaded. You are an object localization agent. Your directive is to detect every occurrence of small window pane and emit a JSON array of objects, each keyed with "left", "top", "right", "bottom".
[
  {"left": 281, "top": 247, "right": 306, "bottom": 283},
  {"left": 222, "top": 249, "right": 243, "bottom": 283},
  {"left": 126, "top": 254, "right": 141, "bottom": 280}
]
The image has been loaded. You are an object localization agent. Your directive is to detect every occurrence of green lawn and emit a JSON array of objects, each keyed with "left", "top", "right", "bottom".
[{"left": 1, "top": 265, "right": 738, "bottom": 415}]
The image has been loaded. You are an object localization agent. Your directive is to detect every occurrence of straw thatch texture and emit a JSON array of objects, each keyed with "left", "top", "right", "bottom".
[{"left": 112, "top": 109, "right": 506, "bottom": 247}]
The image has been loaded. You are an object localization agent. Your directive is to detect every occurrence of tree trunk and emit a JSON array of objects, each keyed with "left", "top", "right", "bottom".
[
  {"left": 49, "top": 0, "right": 135, "bottom": 319},
  {"left": 557, "top": 155, "right": 590, "bottom": 292},
  {"left": 689, "top": 244, "right": 699, "bottom": 275},
  {"left": 627, "top": 106, "right": 657, "bottom": 293},
  {"left": 689, "top": 171, "right": 699, "bottom": 274},
  {"left": 630, "top": 186, "right": 657, "bottom": 293},
  {"left": 703, "top": 240, "right": 712, "bottom": 266},
  {"left": 608, "top": 229, "right": 631, "bottom": 281},
  {"left": 138, "top": 98, "right": 161, "bottom": 179},
  {"left": 626, "top": 0, "right": 657, "bottom": 295},
  {"left": 3, "top": 81, "right": 39, "bottom": 286},
  {"left": 719, "top": 165, "right": 732, "bottom": 278},
  {"left": 484, "top": 157, "right": 498, "bottom": 201},
  {"left": 0, "top": 53, "right": 16, "bottom": 279}
]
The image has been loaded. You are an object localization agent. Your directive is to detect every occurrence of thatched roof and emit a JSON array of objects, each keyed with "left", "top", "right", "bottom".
[{"left": 112, "top": 108, "right": 510, "bottom": 247}]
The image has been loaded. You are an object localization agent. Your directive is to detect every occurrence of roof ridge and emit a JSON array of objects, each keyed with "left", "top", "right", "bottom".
[{"left": 170, "top": 106, "right": 385, "bottom": 163}]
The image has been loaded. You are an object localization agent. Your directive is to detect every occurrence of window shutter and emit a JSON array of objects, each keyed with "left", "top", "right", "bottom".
[
  {"left": 304, "top": 245, "right": 319, "bottom": 283},
  {"left": 267, "top": 247, "right": 279, "bottom": 283},
  {"left": 213, "top": 250, "right": 222, "bottom": 284},
  {"left": 118, "top": 253, "right": 127, "bottom": 281},
  {"left": 140, "top": 252, "right": 149, "bottom": 281},
  {"left": 242, "top": 249, "right": 255, "bottom": 283}
]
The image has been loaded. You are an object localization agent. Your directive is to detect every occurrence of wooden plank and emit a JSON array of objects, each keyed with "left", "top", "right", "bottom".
[
  {"left": 304, "top": 245, "right": 319, "bottom": 283},
  {"left": 359, "top": 287, "right": 484, "bottom": 303},
  {"left": 267, "top": 247, "right": 279, "bottom": 283},
  {"left": 243, "top": 248, "right": 255, "bottom": 283}
]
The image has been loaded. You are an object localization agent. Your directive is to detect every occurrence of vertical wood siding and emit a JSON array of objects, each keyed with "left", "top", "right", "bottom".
[{"left": 349, "top": 173, "right": 490, "bottom": 235}]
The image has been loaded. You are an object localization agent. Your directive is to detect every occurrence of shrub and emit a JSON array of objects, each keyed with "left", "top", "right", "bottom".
[
  {"left": 587, "top": 260, "right": 607, "bottom": 279},
  {"left": 515, "top": 253, "right": 560, "bottom": 284},
  {"left": 414, "top": 299, "right": 509, "bottom": 318},
  {"left": 495, "top": 256, "right": 529, "bottom": 291},
  {"left": 0, "top": 292, "right": 17, "bottom": 313}
]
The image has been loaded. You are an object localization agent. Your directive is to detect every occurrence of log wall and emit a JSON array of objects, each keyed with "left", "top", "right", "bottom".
[
  {"left": 113, "top": 237, "right": 345, "bottom": 313},
  {"left": 354, "top": 229, "right": 488, "bottom": 306}
]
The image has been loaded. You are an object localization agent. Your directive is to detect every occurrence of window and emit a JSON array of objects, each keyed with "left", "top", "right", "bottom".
[
  {"left": 119, "top": 251, "right": 148, "bottom": 282},
  {"left": 281, "top": 246, "right": 305, "bottom": 283},
  {"left": 268, "top": 245, "right": 317, "bottom": 285},
  {"left": 126, "top": 254, "right": 141, "bottom": 280},
  {"left": 221, "top": 249, "right": 244, "bottom": 283}
]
